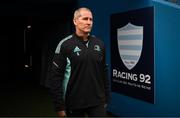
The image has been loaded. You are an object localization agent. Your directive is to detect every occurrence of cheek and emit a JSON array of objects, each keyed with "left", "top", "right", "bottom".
[{"left": 78, "top": 23, "right": 84, "bottom": 29}]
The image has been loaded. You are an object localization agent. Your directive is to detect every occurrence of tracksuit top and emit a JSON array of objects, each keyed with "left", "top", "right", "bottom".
[{"left": 48, "top": 34, "right": 110, "bottom": 111}]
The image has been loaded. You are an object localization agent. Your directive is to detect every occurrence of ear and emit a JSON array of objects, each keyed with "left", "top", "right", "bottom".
[{"left": 73, "top": 19, "right": 77, "bottom": 26}]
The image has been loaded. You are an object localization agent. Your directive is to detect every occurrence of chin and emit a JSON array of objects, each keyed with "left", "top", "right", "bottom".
[{"left": 85, "top": 30, "right": 91, "bottom": 33}]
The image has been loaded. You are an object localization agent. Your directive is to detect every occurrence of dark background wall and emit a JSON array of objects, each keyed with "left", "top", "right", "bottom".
[
  {"left": 0, "top": 0, "right": 77, "bottom": 83},
  {"left": 0, "top": 1, "right": 77, "bottom": 116}
]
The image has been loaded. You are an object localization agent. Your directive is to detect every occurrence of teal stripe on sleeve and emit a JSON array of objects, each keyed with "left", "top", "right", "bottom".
[
  {"left": 62, "top": 57, "right": 71, "bottom": 100},
  {"left": 55, "top": 35, "right": 72, "bottom": 54}
]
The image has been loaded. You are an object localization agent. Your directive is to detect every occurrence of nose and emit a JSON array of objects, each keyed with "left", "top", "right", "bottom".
[{"left": 87, "top": 18, "right": 92, "bottom": 24}]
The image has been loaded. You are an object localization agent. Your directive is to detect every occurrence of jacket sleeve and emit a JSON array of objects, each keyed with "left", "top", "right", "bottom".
[
  {"left": 46, "top": 44, "right": 67, "bottom": 111},
  {"left": 102, "top": 46, "right": 111, "bottom": 104},
  {"left": 104, "top": 63, "right": 111, "bottom": 103}
]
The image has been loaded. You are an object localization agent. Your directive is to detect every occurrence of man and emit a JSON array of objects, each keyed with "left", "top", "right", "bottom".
[{"left": 47, "top": 7, "right": 110, "bottom": 117}]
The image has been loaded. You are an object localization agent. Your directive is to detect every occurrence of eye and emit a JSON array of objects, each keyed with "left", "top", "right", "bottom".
[
  {"left": 89, "top": 18, "right": 93, "bottom": 21},
  {"left": 83, "top": 17, "right": 88, "bottom": 20},
  {"left": 82, "top": 17, "right": 93, "bottom": 21}
]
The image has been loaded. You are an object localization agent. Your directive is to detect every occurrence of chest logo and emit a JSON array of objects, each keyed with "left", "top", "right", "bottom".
[
  {"left": 73, "top": 46, "right": 81, "bottom": 56},
  {"left": 94, "top": 45, "right": 101, "bottom": 52}
]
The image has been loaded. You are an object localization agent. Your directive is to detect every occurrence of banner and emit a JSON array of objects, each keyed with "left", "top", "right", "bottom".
[{"left": 111, "top": 7, "right": 154, "bottom": 103}]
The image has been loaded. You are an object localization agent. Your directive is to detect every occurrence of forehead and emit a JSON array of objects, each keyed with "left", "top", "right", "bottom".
[{"left": 79, "top": 10, "right": 92, "bottom": 18}]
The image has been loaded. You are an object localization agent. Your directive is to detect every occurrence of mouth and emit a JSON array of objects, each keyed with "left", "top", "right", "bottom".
[{"left": 85, "top": 26, "right": 92, "bottom": 30}]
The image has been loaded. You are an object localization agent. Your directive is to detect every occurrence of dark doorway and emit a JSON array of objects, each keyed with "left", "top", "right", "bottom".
[
  {"left": 0, "top": 1, "right": 77, "bottom": 83},
  {"left": 0, "top": 1, "right": 77, "bottom": 116}
]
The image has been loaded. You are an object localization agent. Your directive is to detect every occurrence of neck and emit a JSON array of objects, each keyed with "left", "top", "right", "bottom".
[{"left": 76, "top": 31, "right": 89, "bottom": 41}]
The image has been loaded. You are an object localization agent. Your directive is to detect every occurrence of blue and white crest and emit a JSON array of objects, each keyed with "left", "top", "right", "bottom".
[{"left": 117, "top": 23, "right": 143, "bottom": 70}]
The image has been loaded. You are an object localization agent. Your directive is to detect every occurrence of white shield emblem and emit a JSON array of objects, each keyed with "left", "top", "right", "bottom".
[{"left": 117, "top": 23, "right": 143, "bottom": 70}]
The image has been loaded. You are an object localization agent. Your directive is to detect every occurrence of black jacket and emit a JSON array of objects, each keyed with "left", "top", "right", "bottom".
[{"left": 47, "top": 34, "right": 110, "bottom": 111}]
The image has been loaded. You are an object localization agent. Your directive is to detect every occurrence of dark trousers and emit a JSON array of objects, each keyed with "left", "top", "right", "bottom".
[{"left": 66, "top": 104, "right": 107, "bottom": 117}]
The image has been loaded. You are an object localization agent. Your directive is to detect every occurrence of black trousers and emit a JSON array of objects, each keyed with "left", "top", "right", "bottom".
[{"left": 66, "top": 104, "right": 107, "bottom": 117}]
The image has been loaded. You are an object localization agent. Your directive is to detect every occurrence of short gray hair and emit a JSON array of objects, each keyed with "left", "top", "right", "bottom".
[{"left": 73, "top": 7, "right": 92, "bottom": 20}]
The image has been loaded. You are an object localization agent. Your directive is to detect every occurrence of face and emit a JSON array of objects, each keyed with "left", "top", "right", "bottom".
[{"left": 74, "top": 9, "right": 93, "bottom": 34}]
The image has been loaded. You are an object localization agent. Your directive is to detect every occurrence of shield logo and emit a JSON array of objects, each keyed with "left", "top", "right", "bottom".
[{"left": 117, "top": 23, "right": 143, "bottom": 70}]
